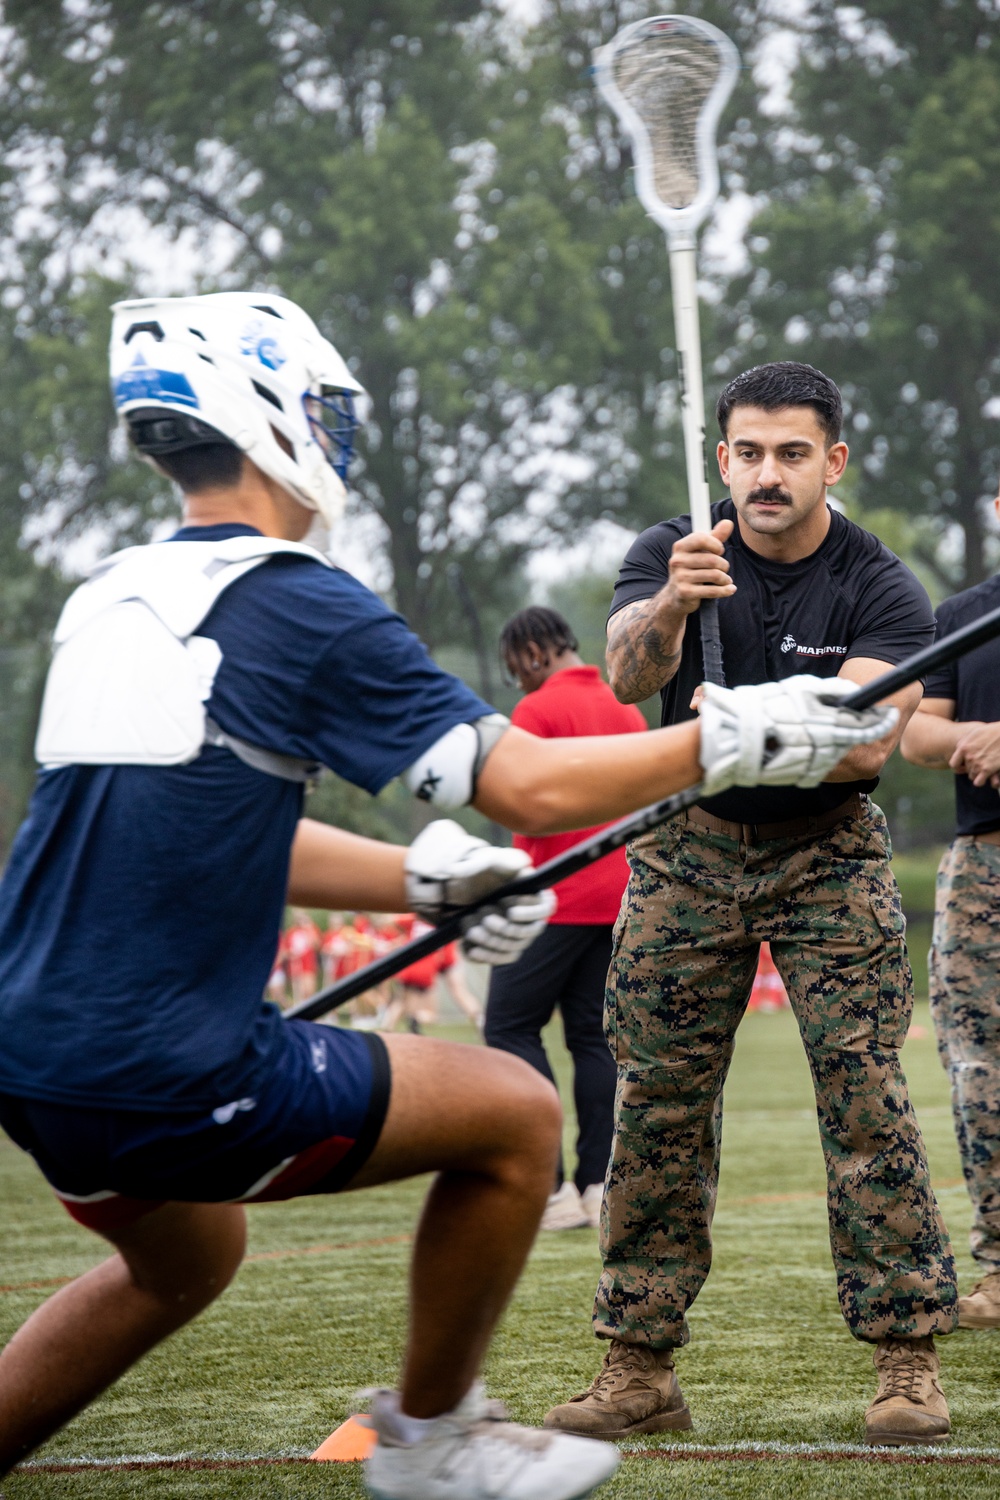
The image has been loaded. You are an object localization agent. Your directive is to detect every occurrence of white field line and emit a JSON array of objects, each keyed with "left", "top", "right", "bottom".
[
  {"left": 19, "top": 1440, "right": 1000, "bottom": 1471},
  {"left": 18, "top": 1449, "right": 314, "bottom": 1469},
  {"left": 624, "top": 1439, "right": 1000, "bottom": 1462}
]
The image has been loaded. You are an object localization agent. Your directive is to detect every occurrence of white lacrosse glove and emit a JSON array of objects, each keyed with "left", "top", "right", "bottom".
[
  {"left": 404, "top": 819, "right": 555, "bottom": 964},
  {"left": 461, "top": 889, "right": 558, "bottom": 965},
  {"left": 698, "top": 675, "right": 899, "bottom": 795}
]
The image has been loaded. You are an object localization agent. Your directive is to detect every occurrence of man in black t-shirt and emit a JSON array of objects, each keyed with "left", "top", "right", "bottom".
[
  {"left": 901, "top": 495, "right": 1000, "bottom": 1332},
  {"left": 545, "top": 362, "right": 957, "bottom": 1448}
]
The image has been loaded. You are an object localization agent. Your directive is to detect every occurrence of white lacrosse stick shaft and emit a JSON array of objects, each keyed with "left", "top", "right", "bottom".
[
  {"left": 594, "top": 15, "right": 738, "bottom": 686},
  {"left": 668, "top": 232, "right": 723, "bottom": 682},
  {"left": 667, "top": 236, "right": 712, "bottom": 535}
]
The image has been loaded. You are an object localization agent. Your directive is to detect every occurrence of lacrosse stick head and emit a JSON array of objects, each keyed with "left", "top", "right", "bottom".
[{"left": 594, "top": 14, "right": 739, "bottom": 244}]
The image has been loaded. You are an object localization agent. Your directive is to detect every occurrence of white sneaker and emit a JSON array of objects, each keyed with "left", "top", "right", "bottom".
[
  {"left": 580, "top": 1184, "right": 603, "bottom": 1229},
  {"left": 540, "top": 1182, "right": 590, "bottom": 1232},
  {"left": 364, "top": 1384, "right": 620, "bottom": 1500}
]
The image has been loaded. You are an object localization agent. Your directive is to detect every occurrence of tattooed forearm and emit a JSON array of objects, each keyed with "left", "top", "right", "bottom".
[{"left": 606, "top": 596, "right": 684, "bottom": 704}]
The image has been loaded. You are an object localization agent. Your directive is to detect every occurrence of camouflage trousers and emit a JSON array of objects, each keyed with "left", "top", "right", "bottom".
[
  {"left": 595, "top": 798, "right": 957, "bottom": 1348},
  {"left": 929, "top": 837, "right": 1000, "bottom": 1271}
]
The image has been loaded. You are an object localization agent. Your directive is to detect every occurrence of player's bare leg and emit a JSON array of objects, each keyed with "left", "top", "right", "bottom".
[
  {"left": 348, "top": 1033, "right": 561, "bottom": 1419},
  {"left": 0, "top": 1201, "right": 246, "bottom": 1474},
  {"left": 0, "top": 1038, "right": 558, "bottom": 1473}
]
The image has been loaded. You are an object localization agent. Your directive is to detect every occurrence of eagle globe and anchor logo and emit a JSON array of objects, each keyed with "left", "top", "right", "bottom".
[{"left": 780, "top": 633, "right": 847, "bottom": 659}]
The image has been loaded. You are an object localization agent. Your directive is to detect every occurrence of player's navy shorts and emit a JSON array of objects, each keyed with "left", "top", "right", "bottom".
[{"left": 0, "top": 1023, "right": 390, "bottom": 1234}]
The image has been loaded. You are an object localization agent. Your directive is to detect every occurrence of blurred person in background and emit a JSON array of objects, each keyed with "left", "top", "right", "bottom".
[
  {"left": 383, "top": 919, "right": 483, "bottom": 1033},
  {"left": 901, "top": 479, "right": 1000, "bottom": 1330},
  {"left": 284, "top": 908, "right": 320, "bottom": 1003},
  {"left": 486, "top": 607, "right": 646, "bottom": 1232},
  {"left": 320, "top": 913, "right": 350, "bottom": 989}
]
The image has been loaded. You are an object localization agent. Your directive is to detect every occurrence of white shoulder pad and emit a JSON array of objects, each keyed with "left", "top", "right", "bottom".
[
  {"left": 37, "top": 605, "right": 220, "bottom": 766},
  {"left": 36, "top": 537, "right": 329, "bottom": 769},
  {"left": 55, "top": 535, "right": 331, "bottom": 643}
]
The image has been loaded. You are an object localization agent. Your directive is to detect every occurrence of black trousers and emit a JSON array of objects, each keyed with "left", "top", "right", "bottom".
[{"left": 484, "top": 923, "right": 616, "bottom": 1192}]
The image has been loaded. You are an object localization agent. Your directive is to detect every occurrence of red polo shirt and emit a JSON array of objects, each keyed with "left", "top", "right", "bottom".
[{"left": 512, "top": 665, "right": 647, "bottom": 925}]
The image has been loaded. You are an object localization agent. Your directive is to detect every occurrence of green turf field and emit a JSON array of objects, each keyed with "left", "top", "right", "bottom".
[{"left": 5, "top": 1000, "right": 1000, "bottom": 1499}]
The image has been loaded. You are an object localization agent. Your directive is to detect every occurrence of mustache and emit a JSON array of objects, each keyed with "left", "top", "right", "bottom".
[{"left": 746, "top": 487, "right": 793, "bottom": 505}]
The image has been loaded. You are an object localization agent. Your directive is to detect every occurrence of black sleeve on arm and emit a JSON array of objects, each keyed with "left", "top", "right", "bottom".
[
  {"left": 843, "top": 554, "right": 936, "bottom": 670},
  {"left": 608, "top": 519, "right": 688, "bottom": 621},
  {"left": 923, "top": 599, "right": 959, "bottom": 701}
]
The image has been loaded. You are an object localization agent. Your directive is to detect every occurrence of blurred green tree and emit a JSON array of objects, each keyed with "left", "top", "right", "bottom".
[{"left": 729, "top": 0, "right": 1000, "bottom": 589}]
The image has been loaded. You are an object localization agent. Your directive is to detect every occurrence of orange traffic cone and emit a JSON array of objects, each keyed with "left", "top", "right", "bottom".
[
  {"left": 311, "top": 1414, "right": 377, "bottom": 1461},
  {"left": 746, "top": 942, "right": 789, "bottom": 1013}
]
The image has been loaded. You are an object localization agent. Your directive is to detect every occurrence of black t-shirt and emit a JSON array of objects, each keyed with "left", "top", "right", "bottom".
[
  {"left": 609, "top": 498, "right": 935, "bottom": 823},
  {"left": 924, "top": 575, "right": 1000, "bottom": 837}
]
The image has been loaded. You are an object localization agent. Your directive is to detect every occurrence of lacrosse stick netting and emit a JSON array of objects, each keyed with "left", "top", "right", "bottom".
[{"left": 594, "top": 16, "right": 739, "bottom": 686}]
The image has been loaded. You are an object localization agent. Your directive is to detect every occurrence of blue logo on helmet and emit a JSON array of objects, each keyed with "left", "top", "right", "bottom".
[
  {"left": 112, "top": 355, "right": 199, "bottom": 410},
  {"left": 240, "top": 320, "right": 286, "bottom": 371}
]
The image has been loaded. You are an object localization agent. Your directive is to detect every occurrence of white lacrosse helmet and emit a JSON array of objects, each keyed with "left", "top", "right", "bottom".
[{"left": 109, "top": 291, "right": 366, "bottom": 526}]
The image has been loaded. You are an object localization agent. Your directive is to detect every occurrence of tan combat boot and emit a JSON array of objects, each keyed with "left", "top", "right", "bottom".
[
  {"left": 864, "top": 1335, "right": 950, "bottom": 1446},
  {"left": 544, "top": 1340, "right": 692, "bottom": 1437},
  {"left": 958, "top": 1270, "right": 1000, "bottom": 1329}
]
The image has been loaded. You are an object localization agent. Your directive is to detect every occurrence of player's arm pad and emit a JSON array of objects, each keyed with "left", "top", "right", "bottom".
[{"left": 401, "top": 713, "right": 510, "bottom": 808}]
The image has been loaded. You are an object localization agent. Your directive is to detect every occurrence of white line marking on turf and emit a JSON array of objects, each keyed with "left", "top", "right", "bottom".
[
  {"left": 18, "top": 1449, "right": 314, "bottom": 1469},
  {"left": 624, "top": 1439, "right": 1000, "bottom": 1460},
  {"left": 20, "top": 1441, "right": 1000, "bottom": 1471}
]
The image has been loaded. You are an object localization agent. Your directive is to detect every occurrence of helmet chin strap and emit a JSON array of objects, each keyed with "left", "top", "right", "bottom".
[
  {"left": 308, "top": 465, "right": 348, "bottom": 530},
  {"left": 301, "top": 511, "right": 332, "bottom": 556}
]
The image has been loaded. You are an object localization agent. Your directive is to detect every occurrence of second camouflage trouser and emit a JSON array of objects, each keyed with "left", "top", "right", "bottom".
[
  {"left": 930, "top": 836, "right": 1000, "bottom": 1271},
  {"left": 594, "top": 798, "right": 958, "bottom": 1348}
]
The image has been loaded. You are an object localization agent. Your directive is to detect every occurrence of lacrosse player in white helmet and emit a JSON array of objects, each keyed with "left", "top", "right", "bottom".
[{"left": 0, "top": 288, "right": 897, "bottom": 1499}]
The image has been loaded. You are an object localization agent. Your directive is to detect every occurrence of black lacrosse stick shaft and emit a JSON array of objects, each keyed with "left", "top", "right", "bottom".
[
  {"left": 285, "top": 601, "right": 1000, "bottom": 1023},
  {"left": 838, "top": 602, "right": 1000, "bottom": 711},
  {"left": 284, "top": 784, "right": 704, "bottom": 1021},
  {"left": 699, "top": 599, "right": 725, "bottom": 687}
]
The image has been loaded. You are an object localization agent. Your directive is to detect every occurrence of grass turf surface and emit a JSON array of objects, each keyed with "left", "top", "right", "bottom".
[{"left": 5, "top": 1001, "right": 1000, "bottom": 1498}]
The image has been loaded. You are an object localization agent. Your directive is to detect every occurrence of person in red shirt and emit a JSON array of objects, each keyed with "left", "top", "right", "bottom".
[
  {"left": 485, "top": 607, "right": 647, "bottom": 1231},
  {"left": 319, "top": 913, "right": 350, "bottom": 989},
  {"left": 383, "top": 919, "right": 483, "bottom": 1034},
  {"left": 284, "top": 908, "right": 320, "bottom": 1003}
]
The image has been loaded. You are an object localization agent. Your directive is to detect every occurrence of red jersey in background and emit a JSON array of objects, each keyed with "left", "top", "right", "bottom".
[{"left": 512, "top": 665, "right": 646, "bottom": 924}]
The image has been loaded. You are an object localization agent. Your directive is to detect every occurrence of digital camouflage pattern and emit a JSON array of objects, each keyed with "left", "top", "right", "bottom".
[
  {"left": 595, "top": 800, "right": 957, "bottom": 1347},
  {"left": 930, "top": 837, "right": 1000, "bottom": 1271}
]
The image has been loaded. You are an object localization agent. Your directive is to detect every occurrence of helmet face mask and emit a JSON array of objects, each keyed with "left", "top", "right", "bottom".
[
  {"left": 303, "top": 388, "right": 358, "bottom": 480},
  {"left": 109, "top": 292, "right": 366, "bottom": 527}
]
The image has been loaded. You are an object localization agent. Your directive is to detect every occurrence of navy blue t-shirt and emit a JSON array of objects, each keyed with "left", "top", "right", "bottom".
[
  {"left": 0, "top": 525, "right": 489, "bottom": 1111},
  {"left": 924, "top": 575, "right": 1000, "bottom": 837},
  {"left": 610, "top": 499, "right": 934, "bottom": 823}
]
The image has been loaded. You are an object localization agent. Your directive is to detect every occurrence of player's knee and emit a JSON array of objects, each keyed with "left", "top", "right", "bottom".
[{"left": 490, "top": 1050, "right": 562, "bottom": 1164}]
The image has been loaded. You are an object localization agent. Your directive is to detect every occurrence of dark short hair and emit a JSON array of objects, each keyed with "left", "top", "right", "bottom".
[
  {"left": 716, "top": 361, "right": 843, "bottom": 446},
  {"left": 500, "top": 606, "right": 578, "bottom": 666},
  {"left": 151, "top": 443, "right": 244, "bottom": 491},
  {"left": 125, "top": 408, "right": 244, "bottom": 491}
]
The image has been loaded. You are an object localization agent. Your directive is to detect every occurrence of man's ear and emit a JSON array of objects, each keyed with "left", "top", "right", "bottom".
[{"left": 824, "top": 441, "right": 849, "bottom": 487}]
